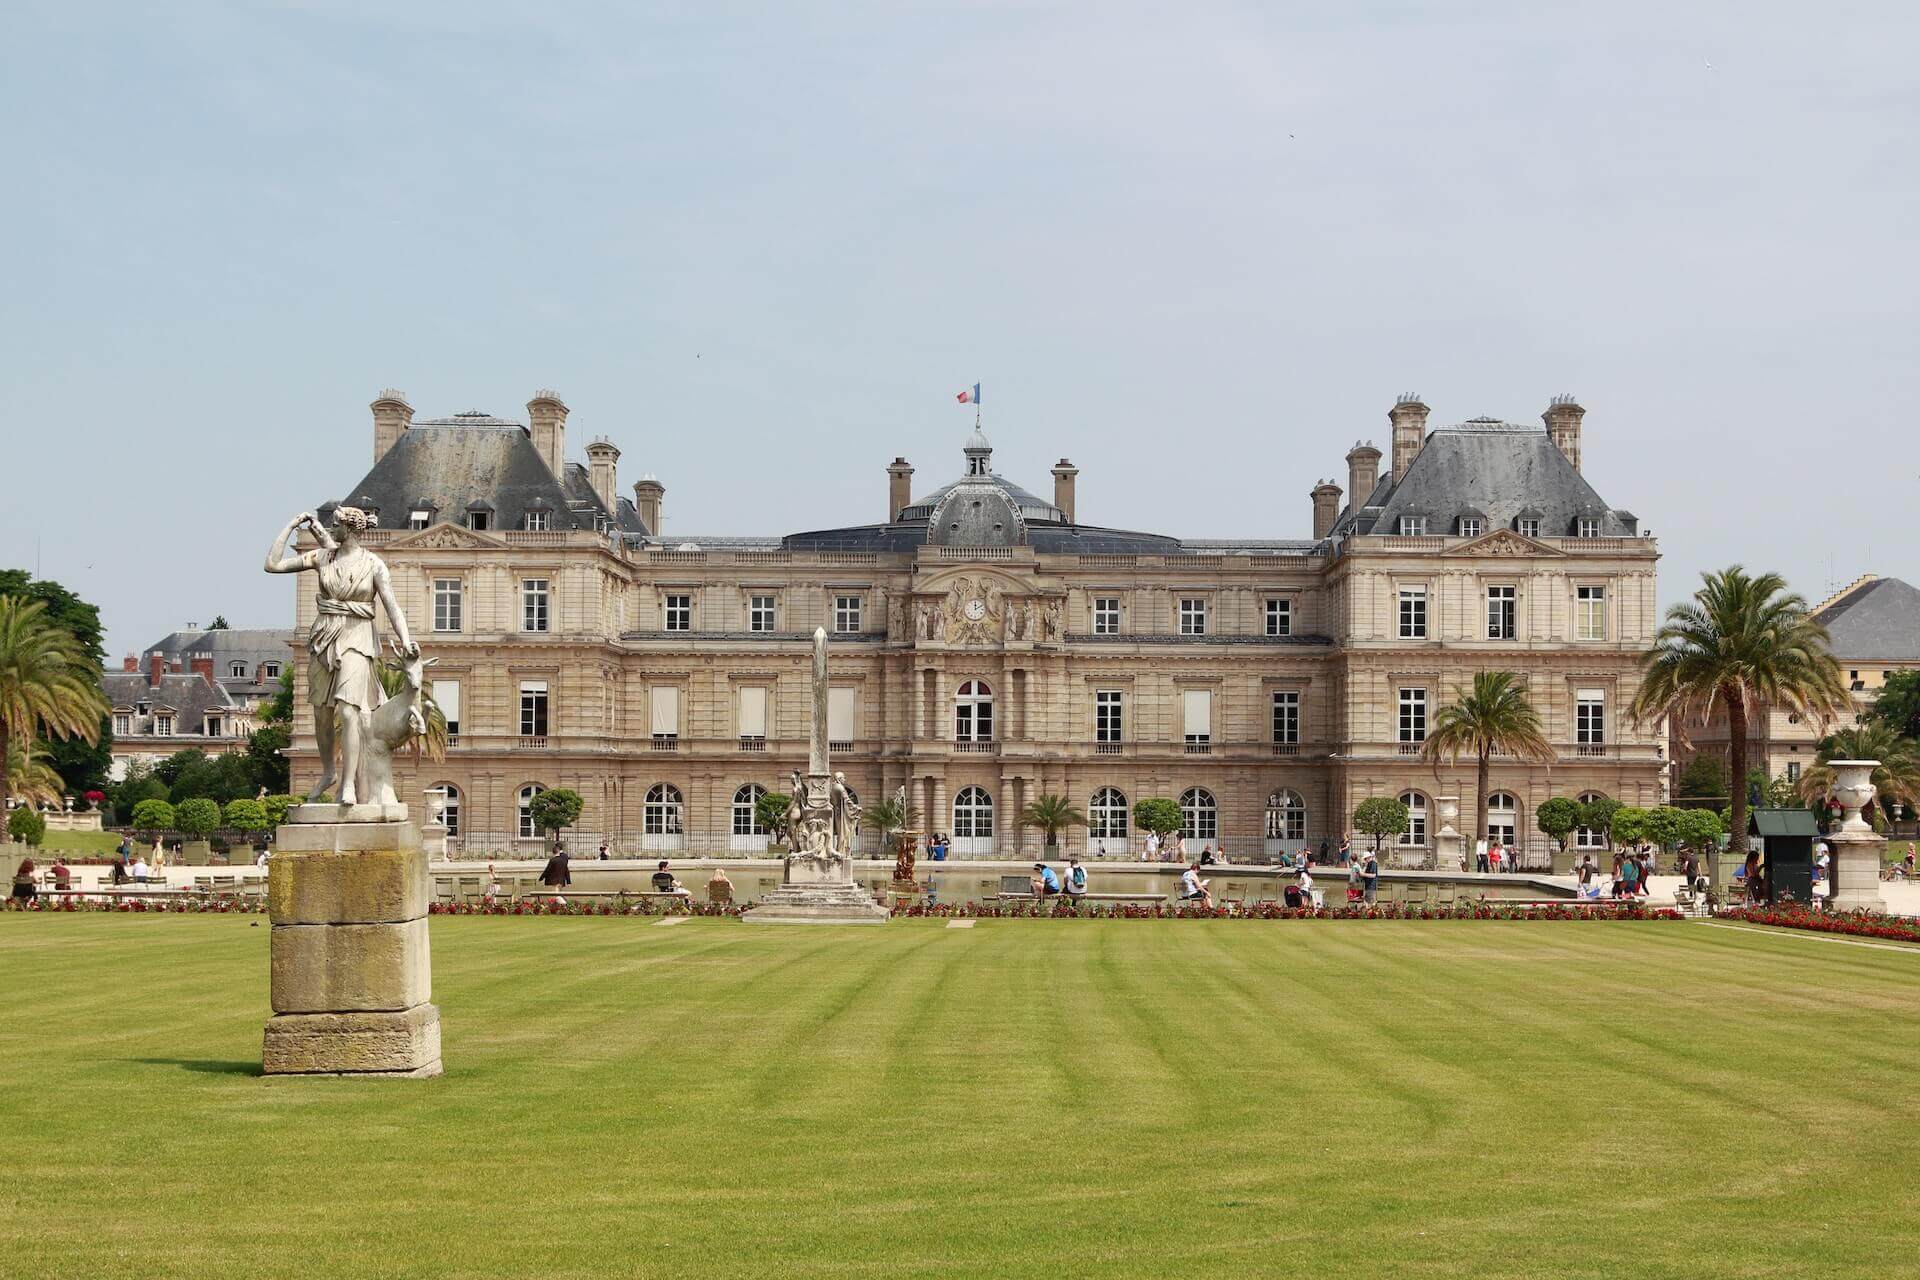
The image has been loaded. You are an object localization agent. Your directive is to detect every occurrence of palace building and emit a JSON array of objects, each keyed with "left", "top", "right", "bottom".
[{"left": 289, "top": 390, "right": 1665, "bottom": 865}]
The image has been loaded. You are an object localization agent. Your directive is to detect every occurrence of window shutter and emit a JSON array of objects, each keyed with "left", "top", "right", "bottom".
[
  {"left": 828, "top": 687, "right": 855, "bottom": 741},
  {"left": 738, "top": 686, "right": 767, "bottom": 738},
  {"left": 651, "top": 686, "right": 679, "bottom": 736},
  {"left": 1576, "top": 688, "right": 1605, "bottom": 702},
  {"left": 432, "top": 679, "right": 460, "bottom": 723},
  {"left": 1182, "top": 689, "right": 1212, "bottom": 737},
  {"left": 519, "top": 680, "right": 547, "bottom": 695}
]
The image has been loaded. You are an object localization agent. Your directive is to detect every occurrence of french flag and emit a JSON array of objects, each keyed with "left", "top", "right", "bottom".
[{"left": 955, "top": 383, "right": 981, "bottom": 406}]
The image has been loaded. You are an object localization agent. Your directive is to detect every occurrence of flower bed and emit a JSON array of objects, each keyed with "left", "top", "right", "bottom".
[
  {"left": 3, "top": 897, "right": 261, "bottom": 914},
  {"left": 1716, "top": 902, "right": 1920, "bottom": 944},
  {"left": 889, "top": 899, "right": 1678, "bottom": 921},
  {"left": 429, "top": 899, "right": 742, "bottom": 918}
]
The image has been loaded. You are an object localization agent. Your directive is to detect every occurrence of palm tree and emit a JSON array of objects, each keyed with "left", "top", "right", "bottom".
[
  {"left": 0, "top": 596, "right": 109, "bottom": 803},
  {"left": 1631, "top": 566, "right": 1849, "bottom": 857},
  {"left": 4, "top": 736, "right": 64, "bottom": 807},
  {"left": 860, "top": 796, "right": 922, "bottom": 853},
  {"left": 1797, "top": 722, "right": 1920, "bottom": 823},
  {"left": 1016, "top": 793, "right": 1087, "bottom": 850},
  {"left": 1421, "top": 671, "right": 1555, "bottom": 848}
]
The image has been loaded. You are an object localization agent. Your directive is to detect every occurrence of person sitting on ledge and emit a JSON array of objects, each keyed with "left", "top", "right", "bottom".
[
  {"left": 1031, "top": 862, "right": 1060, "bottom": 896},
  {"left": 1179, "top": 861, "right": 1212, "bottom": 908},
  {"left": 50, "top": 859, "right": 71, "bottom": 892},
  {"left": 652, "top": 860, "right": 690, "bottom": 898},
  {"left": 1063, "top": 857, "right": 1088, "bottom": 898}
]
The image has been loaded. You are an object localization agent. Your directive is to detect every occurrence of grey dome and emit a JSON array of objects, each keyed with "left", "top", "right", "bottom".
[{"left": 927, "top": 482, "right": 1028, "bottom": 547}]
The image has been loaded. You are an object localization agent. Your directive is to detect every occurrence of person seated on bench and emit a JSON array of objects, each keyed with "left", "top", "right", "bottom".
[
  {"left": 1283, "top": 883, "right": 1307, "bottom": 909},
  {"left": 130, "top": 855, "right": 150, "bottom": 884},
  {"left": 1063, "top": 858, "right": 1088, "bottom": 898},
  {"left": 50, "top": 858, "right": 72, "bottom": 892},
  {"left": 1179, "top": 862, "right": 1212, "bottom": 908},
  {"left": 652, "top": 860, "right": 691, "bottom": 898},
  {"left": 706, "top": 866, "right": 733, "bottom": 904},
  {"left": 1031, "top": 862, "right": 1061, "bottom": 897},
  {"left": 10, "top": 859, "right": 36, "bottom": 904}
]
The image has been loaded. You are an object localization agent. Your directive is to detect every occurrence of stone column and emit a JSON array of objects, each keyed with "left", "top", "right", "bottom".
[
  {"left": 1824, "top": 760, "right": 1888, "bottom": 913},
  {"left": 263, "top": 807, "right": 442, "bottom": 1077}
]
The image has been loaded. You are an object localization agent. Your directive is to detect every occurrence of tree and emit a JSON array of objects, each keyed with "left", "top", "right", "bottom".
[
  {"left": 1353, "top": 795, "right": 1410, "bottom": 854},
  {"left": 4, "top": 737, "right": 65, "bottom": 807},
  {"left": 263, "top": 794, "right": 297, "bottom": 829},
  {"left": 1536, "top": 796, "right": 1583, "bottom": 854},
  {"left": 1797, "top": 722, "right": 1920, "bottom": 823},
  {"left": 259, "top": 669, "right": 294, "bottom": 727},
  {"left": 223, "top": 798, "right": 270, "bottom": 839},
  {"left": 860, "top": 796, "right": 921, "bottom": 852},
  {"left": 1675, "top": 808, "right": 1724, "bottom": 854},
  {"left": 8, "top": 806, "right": 45, "bottom": 847},
  {"left": 1420, "top": 671, "right": 1554, "bottom": 842},
  {"left": 174, "top": 797, "right": 222, "bottom": 840},
  {"left": 1133, "top": 797, "right": 1183, "bottom": 845},
  {"left": 1016, "top": 793, "right": 1087, "bottom": 848},
  {"left": 1640, "top": 806, "right": 1685, "bottom": 853},
  {"left": 208, "top": 615, "right": 230, "bottom": 630},
  {"left": 129, "top": 798, "right": 175, "bottom": 838},
  {"left": 1578, "top": 796, "right": 1621, "bottom": 847},
  {"left": 1631, "top": 566, "right": 1849, "bottom": 858},
  {"left": 0, "top": 595, "right": 110, "bottom": 805},
  {"left": 527, "top": 788, "right": 585, "bottom": 853},
  {"left": 1867, "top": 669, "right": 1920, "bottom": 740},
  {"left": 756, "top": 791, "right": 792, "bottom": 838},
  {"left": 1609, "top": 806, "right": 1650, "bottom": 847},
  {"left": 1676, "top": 754, "right": 1729, "bottom": 799},
  {"left": 0, "top": 571, "right": 111, "bottom": 798},
  {"left": 246, "top": 721, "right": 292, "bottom": 796}
]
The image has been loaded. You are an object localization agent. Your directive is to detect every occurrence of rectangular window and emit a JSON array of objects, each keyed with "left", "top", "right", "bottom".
[
  {"left": 1092, "top": 597, "right": 1121, "bottom": 635},
  {"left": 469, "top": 510, "right": 492, "bottom": 531},
  {"left": 1398, "top": 586, "right": 1427, "bottom": 639},
  {"left": 1577, "top": 585, "right": 1607, "bottom": 640},
  {"left": 1576, "top": 689, "right": 1606, "bottom": 745},
  {"left": 1460, "top": 517, "right": 1483, "bottom": 538},
  {"left": 1398, "top": 516, "right": 1427, "bottom": 536},
  {"left": 749, "top": 595, "right": 776, "bottom": 633},
  {"left": 1398, "top": 688, "right": 1427, "bottom": 743},
  {"left": 433, "top": 679, "right": 460, "bottom": 743},
  {"left": 521, "top": 580, "right": 549, "bottom": 633},
  {"left": 1576, "top": 517, "right": 1600, "bottom": 538},
  {"left": 1265, "top": 598, "right": 1292, "bottom": 637},
  {"left": 1487, "top": 585, "right": 1515, "bottom": 640},
  {"left": 834, "top": 595, "right": 862, "bottom": 634},
  {"left": 737, "top": 685, "right": 767, "bottom": 745},
  {"left": 1272, "top": 691, "right": 1299, "bottom": 744},
  {"left": 205, "top": 716, "right": 223, "bottom": 737},
  {"left": 664, "top": 594, "right": 691, "bottom": 632},
  {"left": 433, "top": 578, "right": 463, "bottom": 633},
  {"left": 1095, "top": 690, "right": 1124, "bottom": 744},
  {"left": 154, "top": 714, "right": 173, "bottom": 736},
  {"left": 113, "top": 713, "right": 131, "bottom": 736},
  {"left": 409, "top": 510, "right": 430, "bottom": 530},
  {"left": 1179, "top": 598, "right": 1208, "bottom": 636},
  {"left": 519, "top": 681, "right": 548, "bottom": 738},
  {"left": 1182, "top": 689, "right": 1212, "bottom": 746},
  {"left": 1786, "top": 761, "right": 1801, "bottom": 783},
  {"left": 650, "top": 685, "right": 679, "bottom": 743},
  {"left": 525, "top": 510, "right": 550, "bottom": 532},
  {"left": 1517, "top": 517, "right": 1540, "bottom": 538},
  {"left": 828, "top": 687, "right": 856, "bottom": 746}
]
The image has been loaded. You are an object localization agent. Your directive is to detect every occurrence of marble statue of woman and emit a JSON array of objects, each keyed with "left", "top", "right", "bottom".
[
  {"left": 265, "top": 507, "right": 418, "bottom": 806},
  {"left": 830, "top": 771, "right": 860, "bottom": 853}
]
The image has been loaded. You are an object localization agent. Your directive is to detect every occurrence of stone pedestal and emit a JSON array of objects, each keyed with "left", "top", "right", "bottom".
[
  {"left": 1433, "top": 797, "right": 1462, "bottom": 872},
  {"left": 262, "top": 815, "right": 442, "bottom": 1077},
  {"left": 1823, "top": 760, "right": 1888, "bottom": 914}
]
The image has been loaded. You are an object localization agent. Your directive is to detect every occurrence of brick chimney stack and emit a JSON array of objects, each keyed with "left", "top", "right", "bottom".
[
  {"left": 189, "top": 654, "right": 215, "bottom": 687},
  {"left": 1052, "top": 459, "right": 1079, "bottom": 524},
  {"left": 527, "top": 390, "right": 569, "bottom": 480},
  {"left": 1345, "top": 441, "right": 1382, "bottom": 507},
  {"left": 148, "top": 653, "right": 166, "bottom": 687},
  {"left": 371, "top": 389, "right": 413, "bottom": 463},
  {"left": 1389, "top": 394, "right": 1430, "bottom": 482},
  {"left": 633, "top": 475, "right": 665, "bottom": 536},
  {"left": 887, "top": 458, "right": 914, "bottom": 522},
  {"left": 585, "top": 437, "right": 621, "bottom": 513},
  {"left": 1311, "top": 479, "right": 1343, "bottom": 540},
  {"left": 123, "top": 655, "right": 138, "bottom": 673},
  {"left": 1543, "top": 394, "right": 1585, "bottom": 472}
]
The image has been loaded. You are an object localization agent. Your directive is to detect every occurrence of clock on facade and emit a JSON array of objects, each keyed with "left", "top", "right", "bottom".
[{"left": 964, "top": 599, "right": 987, "bottom": 621}]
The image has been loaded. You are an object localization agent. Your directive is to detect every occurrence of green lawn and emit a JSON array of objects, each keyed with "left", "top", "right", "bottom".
[
  {"left": 2, "top": 917, "right": 1916, "bottom": 1279},
  {"left": 17, "top": 830, "right": 125, "bottom": 855}
]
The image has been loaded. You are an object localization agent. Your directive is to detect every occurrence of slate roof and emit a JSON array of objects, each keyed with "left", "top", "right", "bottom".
[
  {"left": 141, "top": 627, "right": 297, "bottom": 702},
  {"left": 1331, "top": 418, "right": 1638, "bottom": 538},
  {"left": 103, "top": 670, "right": 237, "bottom": 728},
  {"left": 1814, "top": 576, "right": 1920, "bottom": 661},
  {"left": 329, "top": 417, "right": 650, "bottom": 537}
]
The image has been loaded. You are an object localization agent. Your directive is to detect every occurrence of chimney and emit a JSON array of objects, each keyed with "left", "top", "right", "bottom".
[
  {"left": 1311, "top": 479, "right": 1343, "bottom": 540},
  {"left": 1389, "top": 394, "right": 1430, "bottom": 481},
  {"left": 527, "top": 390, "right": 569, "bottom": 479},
  {"left": 1543, "top": 394, "right": 1585, "bottom": 471},
  {"left": 123, "top": 654, "right": 138, "bottom": 673},
  {"left": 887, "top": 458, "right": 914, "bottom": 523},
  {"left": 189, "top": 654, "right": 215, "bottom": 688},
  {"left": 148, "top": 653, "right": 166, "bottom": 687},
  {"left": 371, "top": 389, "right": 413, "bottom": 463},
  {"left": 1345, "top": 440, "right": 1382, "bottom": 506},
  {"left": 1052, "top": 459, "right": 1079, "bottom": 524},
  {"left": 633, "top": 475, "right": 665, "bottom": 536},
  {"left": 586, "top": 437, "right": 621, "bottom": 513}
]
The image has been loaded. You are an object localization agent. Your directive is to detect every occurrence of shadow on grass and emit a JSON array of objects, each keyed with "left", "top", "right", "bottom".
[{"left": 130, "top": 1058, "right": 263, "bottom": 1077}]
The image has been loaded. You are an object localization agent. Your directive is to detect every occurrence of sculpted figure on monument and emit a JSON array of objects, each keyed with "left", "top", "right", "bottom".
[
  {"left": 830, "top": 771, "right": 861, "bottom": 852},
  {"left": 265, "top": 507, "right": 420, "bottom": 806}
]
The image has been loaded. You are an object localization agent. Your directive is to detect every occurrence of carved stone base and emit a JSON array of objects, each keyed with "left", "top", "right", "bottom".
[
  {"left": 263, "top": 1005, "right": 442, "bottom": 1076},
  {"left": 288, "top": 802, "right": 409, "bottom": 825},
  {"left": 742, "top": 881, "right": 889, "bottom": 925}
]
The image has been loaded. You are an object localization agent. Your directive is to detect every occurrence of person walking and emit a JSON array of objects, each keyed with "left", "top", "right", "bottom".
[
  {"left": 1360, "top": 849, "right": 1379, "bottom": 905},
  {"left": 1475, "top": 837, "right": 1490, "bottom": 874},
  {"left": 538, "top": 846, "right": 571, "bottom": 903}
]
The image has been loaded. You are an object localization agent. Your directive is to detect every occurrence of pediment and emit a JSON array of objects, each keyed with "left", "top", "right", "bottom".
[
  {"left": 389, "top": 522, "right": 505, "bottom": 551},
  {"left": 1444, "top": 529, "right": 1563, "bottom": 558}
]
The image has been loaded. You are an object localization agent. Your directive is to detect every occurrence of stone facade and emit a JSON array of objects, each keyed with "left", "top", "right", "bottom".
[{"left": 288, "top": 391, "right": 1665, "bottom": 866}]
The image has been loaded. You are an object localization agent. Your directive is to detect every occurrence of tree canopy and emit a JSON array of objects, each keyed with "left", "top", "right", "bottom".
[
  {"left": 0, "top": 572, "right": 111, "bottom": 798},
  {"left": 1353, "top": 796, "right": 1409, "bottom": 853}
]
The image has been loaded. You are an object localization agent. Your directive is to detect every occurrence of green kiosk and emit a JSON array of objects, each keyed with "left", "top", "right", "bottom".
[{"left": 1747, "top": 808, "right": 1820, "bottom": 904}]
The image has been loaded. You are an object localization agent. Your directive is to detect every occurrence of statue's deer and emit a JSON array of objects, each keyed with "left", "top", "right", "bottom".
[{"left": 357, "top": 643, "right": 437, "bottom": 809}]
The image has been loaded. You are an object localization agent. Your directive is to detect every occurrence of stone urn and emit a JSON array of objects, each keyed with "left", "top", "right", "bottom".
[{"left": 1827, "top": 760, "right": 1878, "bottom": 833}]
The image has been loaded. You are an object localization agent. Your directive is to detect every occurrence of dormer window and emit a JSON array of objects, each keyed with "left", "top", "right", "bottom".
[
  {"left": 1516, "top": 517, "right": 1540, "bottom": 538},
  {"left": 469, "top": 511, "right": 491, "bottom": 531},
  {"left": 1459, "top": 517, "right": 1482, "bottom": 538},
  {"left": 1398, "top": 516, "right": 1427, "bottom": 536},
  {"left": 410, "top": 509, "right": 431, "bottom": 530},
  {"left": 229, "top": 661, "right": 247, "bottom": 678},
  {"left": 1576, "top": 517, "right": 1600, "bottom": 538},
  {"left": 525, "top": 510, "right": 550, "bottom": 532}
]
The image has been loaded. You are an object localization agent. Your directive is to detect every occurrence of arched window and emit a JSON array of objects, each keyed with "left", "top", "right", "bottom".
[
  {"left": 953, "top": 786, "right": 994, "bottom": 838},
  {"left": 517, "top": 784, "right": 545, "bottom": 840},
  {"left": 1265, "top": 789, "right": 1306, "bottom": 841},
  {"left": 1399, "top": 791, "right": 1428, "bottom": 846},
  {"left": 954, "top": 680, "right": 994, "bottom": 743},
  {"left": 733, "top": 784, "right": 766, "bottom": 836},
  {"left": 1487, "top": 792, "right": 1518, "bottom": 846},
  {"left": 430, "top": 783, "right": 460, "bottom": 837},
  {"left": 1089, "top": 787, "right": 1129, "bottom": 841},
  {"left": 645, "top": 784, "right": 684, "bottom": 835},
  {"left": 1575, "top": 791, "right": 1608, "bottom": 850},
  {"left": 1179, "top": 787, "right": 1217, "bottom": 840}
]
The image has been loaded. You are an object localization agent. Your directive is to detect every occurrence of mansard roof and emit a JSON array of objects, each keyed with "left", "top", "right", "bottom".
[
  {"left": 1814, "top": 576, "right": 1920, "bottom": 661},
  {"left": 1331, "top": 418, "right": 1637, "bottom": 539}
]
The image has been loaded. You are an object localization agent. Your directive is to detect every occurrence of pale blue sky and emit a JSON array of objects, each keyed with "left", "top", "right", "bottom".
[{"left": 3, "top": 2, "right": 1915, "bottom": 657}]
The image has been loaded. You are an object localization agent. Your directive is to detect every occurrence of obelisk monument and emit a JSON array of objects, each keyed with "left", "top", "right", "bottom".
[{"left": 742, "top": 628, "right": 889, "bottom": 924}]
